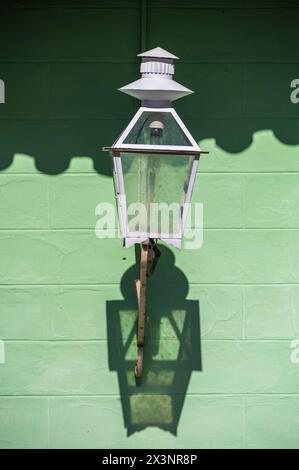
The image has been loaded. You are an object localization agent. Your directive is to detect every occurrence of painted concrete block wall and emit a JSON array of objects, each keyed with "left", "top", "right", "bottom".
[{"left": 0, "top": 0, "right": 299, "bottom": 448}]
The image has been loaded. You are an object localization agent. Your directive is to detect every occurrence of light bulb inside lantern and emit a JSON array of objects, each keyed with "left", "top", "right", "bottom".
[{"left": 149, "top": 120, "right": 164, "bottom": 139}]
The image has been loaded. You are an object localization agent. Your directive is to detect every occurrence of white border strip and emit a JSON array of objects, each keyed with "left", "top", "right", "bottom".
[
  {"left": 113, "top": 154, "right": 128, "bottom": 239},
  {"left": 181, "top": 156, "right": 200, "bottom": 233}
]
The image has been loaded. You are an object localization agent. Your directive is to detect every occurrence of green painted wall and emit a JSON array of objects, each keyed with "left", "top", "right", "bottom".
[{"left": 0, "top": 0, "right": 299, "bottom": 449}]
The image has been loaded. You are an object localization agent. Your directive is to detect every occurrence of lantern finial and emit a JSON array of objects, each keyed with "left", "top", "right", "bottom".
[{"left": 137, "top": 46, "right": 179, "bottom": 60}]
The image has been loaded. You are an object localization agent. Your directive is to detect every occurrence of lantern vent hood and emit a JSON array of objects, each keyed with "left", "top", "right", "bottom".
[{"left": 118, "top": 46, "right": 193, "bottom": 106}]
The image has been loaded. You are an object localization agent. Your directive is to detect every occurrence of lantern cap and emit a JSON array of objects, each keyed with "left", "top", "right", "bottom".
[
  {"left": 118, "top": 46, "right": 193, "bottom": 105},
  {"left": 119, "top": 77, "right": 192, "bottom": 103},
  {"left": 137, "top": 47, "right": 179, "bottom": 60}
]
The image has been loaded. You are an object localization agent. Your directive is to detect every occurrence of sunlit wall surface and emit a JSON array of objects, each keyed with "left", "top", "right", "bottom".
[{"left": 0, "top": 0, "right": 299, "bottom": 449}]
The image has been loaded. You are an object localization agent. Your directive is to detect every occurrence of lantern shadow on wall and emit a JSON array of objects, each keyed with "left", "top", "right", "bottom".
[{"left": 106, "top": 245, "right": 202, "bottom": 436}]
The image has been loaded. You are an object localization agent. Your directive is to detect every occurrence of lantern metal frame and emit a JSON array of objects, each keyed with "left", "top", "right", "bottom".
[{"left": 113, "top": 106, "right": 201, "bottom": 153}]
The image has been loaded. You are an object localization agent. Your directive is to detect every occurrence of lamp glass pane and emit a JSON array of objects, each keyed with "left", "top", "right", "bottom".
[
  {"left": 123, "top": 111, "right": 192, "bottom": 146},
  {"left": 121, "top": 152, "right": 194, "bottom": 236}
]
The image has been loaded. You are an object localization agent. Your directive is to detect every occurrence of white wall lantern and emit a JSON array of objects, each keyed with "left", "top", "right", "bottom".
[
  {"left": 104, "top": 47, "right": 208, "bottom": 377},
  {"left": 104, "top": 46, "right": 208, "bottom": 249}
]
